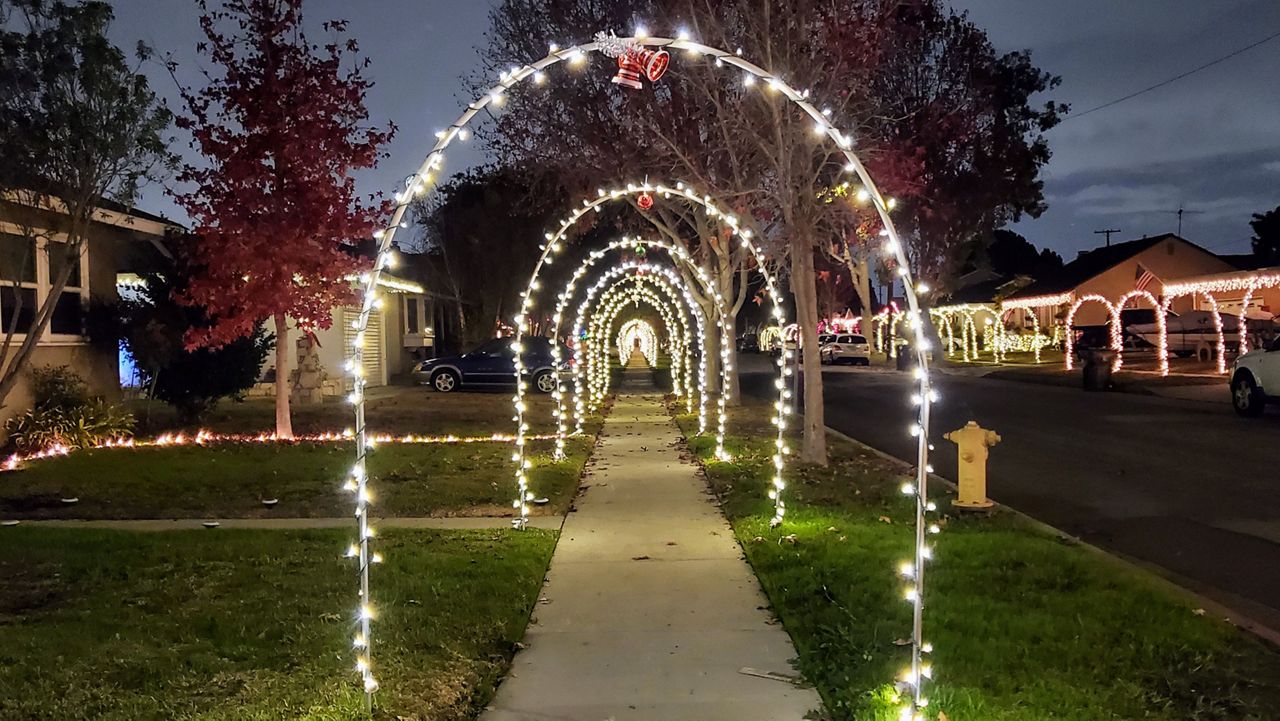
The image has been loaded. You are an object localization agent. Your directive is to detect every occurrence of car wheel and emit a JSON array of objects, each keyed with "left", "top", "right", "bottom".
[
  {"left": 858, "top": 358, "right": 870, "bottom": 367},
  {"left": 534, "top": 369, "right": 556, "bottom": 394},
  {"left": 1231, "top": 373, "right": 1265, "bottom": 417},
  {"left": 431, "top": 369, "right": 459, "bottom": 393}
]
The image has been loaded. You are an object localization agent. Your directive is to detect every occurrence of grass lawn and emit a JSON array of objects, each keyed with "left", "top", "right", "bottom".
[
  {"left": 0, "top": 526, "right": 556, "bottom": 721},
  {"left": 676, "top": 400, "right": 1280, "bottom": 721},
  {"left": 2, "top": 387, "right": 599, "bottom": 519},
  {"left": 0, "top": 437, "right": 590, "bottom": 519},
  {"left": 129, "top": 385, "right": 556, "bottom": 437}
]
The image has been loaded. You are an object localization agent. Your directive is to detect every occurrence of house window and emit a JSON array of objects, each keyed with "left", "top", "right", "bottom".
[
  {"left": 0, "top": 228, "right": 91, "bottom": 342},
  {"left": 402, "top": 295, "right": 433, "bottom": 335},
  {"left": 405, "top": 295, "right": 419, "bottom": 334}
]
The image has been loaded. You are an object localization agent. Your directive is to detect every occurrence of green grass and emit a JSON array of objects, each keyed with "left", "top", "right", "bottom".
[
  {"left": 0, "top": 437, "right": 591, "bottom": 519},
  {"left": 675, "top": 401, "right": 1280, "bottom": 721},
  {"left": 0, "top": 526, "right": 556, "bottom": 720},
  {"left": 129, "top": 385, "right": 560, "bottom": 437},
  {"left": 3, "top": 387, "right": 600, "bottom": 519}
]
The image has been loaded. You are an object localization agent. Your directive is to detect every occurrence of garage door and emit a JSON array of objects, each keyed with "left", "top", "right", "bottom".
[{"left": 343, "top": 307, "right": 385, "bottom": 387}]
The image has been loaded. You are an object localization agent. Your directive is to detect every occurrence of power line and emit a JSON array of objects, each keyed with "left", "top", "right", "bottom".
[{"left": 1062, "top": 27, "right": 1280, "bottom": 122}]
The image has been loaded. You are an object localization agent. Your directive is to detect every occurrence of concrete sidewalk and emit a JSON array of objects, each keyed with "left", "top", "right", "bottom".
[{"left": 481, "top": 377, "right": 821, "bottom": 721}]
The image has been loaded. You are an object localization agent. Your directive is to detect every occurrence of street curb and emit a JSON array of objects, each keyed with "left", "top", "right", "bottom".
[{"left": 824, "top": 425, "right": 1280, "bottom": 648}]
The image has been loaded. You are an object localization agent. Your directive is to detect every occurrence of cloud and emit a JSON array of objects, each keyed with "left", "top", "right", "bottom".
[{"left": 1264, "top": 161, "right": 1280, "bottom": 173}]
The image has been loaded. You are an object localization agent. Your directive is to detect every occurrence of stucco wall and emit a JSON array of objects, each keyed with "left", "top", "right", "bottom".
[{"left": 1068, "top": 238, "right": 1237, "bottom": 326}]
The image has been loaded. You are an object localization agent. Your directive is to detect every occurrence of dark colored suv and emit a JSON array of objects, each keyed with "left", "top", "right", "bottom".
[{"left": 412, "top": 337, "right": 570, "bottom": 393}]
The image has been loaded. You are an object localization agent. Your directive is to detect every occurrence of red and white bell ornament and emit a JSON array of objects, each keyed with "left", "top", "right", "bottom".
[{"left": 611, "top": 47, "right": 670, "bottom": 89}]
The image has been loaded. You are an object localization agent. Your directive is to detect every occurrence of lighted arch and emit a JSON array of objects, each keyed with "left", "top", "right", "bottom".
[
  {"left": 524, "top": 236, "right": 731, "bottom": 466},
  {"left": 1114, "top": 290, "right": 1168, "bottom": 374},
  {"left": 345, "top": 33, "right": 938, "bottom": 712},
  {"left": 1063, "top": 295, "right": 1120, "bottom": 371},
  {"left": 588, "top": 277, "right": 698, "bottom": 409},
  {"left": 562, "top": 271, "right": 703, "bottom": 438},
  {"left": 572, "top": 274, "right": 700, "bottom": 425},
  {"left": 509, "top": 181, "right": 792, "bottom": 487},
  {"left": 617, "top": 315, "right": 661, "bottom": 368},
  {"left": 607, "top": 274, "right": 699, "bottom": 407},
  {"left": 1160, "top": 292, "right": 1226, "bottom": 374},
  {"left": 567, "top": 260, "right": 724, "bottom": 441}
]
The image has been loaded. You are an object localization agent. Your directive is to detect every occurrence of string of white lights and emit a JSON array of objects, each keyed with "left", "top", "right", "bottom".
[
  {"left": 350, "top": 32, "right": 934, "bottom": 716},
  {"left": 538, "top": 235, "right": 710, "bottom": 460},
  {"left": 594, "top": 274, "right": 698, "bottom": 413},
  {"left": 617, "top": 318, "right": 659, "bottom": 367}
]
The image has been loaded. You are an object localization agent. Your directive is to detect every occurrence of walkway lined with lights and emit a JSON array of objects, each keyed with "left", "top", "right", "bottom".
[{"left": 480, "top": 376, "right": 820, "bottom": 721}]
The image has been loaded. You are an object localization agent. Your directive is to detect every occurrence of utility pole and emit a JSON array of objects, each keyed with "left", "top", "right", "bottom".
[{"left": 1094, "top": 228, "right": 1122, "bottom": 247}]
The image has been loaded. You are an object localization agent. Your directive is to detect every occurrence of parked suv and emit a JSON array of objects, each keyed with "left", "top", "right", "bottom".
[
  {"left": 819, "top": 334, "right": 871, "bottom": 366},
  {"left": 413, "top": 337, "right": 569, "bottom": 393},
  {"left": 1230, "top": 335, "right": 1280, "bottom": 416}
]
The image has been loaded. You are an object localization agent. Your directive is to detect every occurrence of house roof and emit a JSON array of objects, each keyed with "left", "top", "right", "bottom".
[{"left": 1005, "top": 233, "right": 1186, "bottom": 300}]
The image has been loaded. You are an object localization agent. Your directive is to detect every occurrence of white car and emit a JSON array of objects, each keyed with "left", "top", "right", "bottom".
[
  {"left": 1230, "top": 335, "right": 1280, "bottom": 416},
  {"left": 819, "top": 333, "right": 871, "bottom": 366}
]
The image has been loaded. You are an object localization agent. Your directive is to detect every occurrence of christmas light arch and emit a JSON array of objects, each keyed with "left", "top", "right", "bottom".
[
  {"left": 556, "top": 268, "right": 704, "bottom": 443},
  {"left": 1063, "top": 295, "right": 1119, "bottom": 371},
  {"left": 348, "top": 32, "right": 939, "bottom": 716},
  {"left": 601, "top": 273, "right": 700, "bottom": 410},
  {"left": 584, "top": 274, "right": 698, "bottom": 411},
  {"left": 617, "top": 314, "right": 663, "bottom": 367},
  {"left": 1115, "top": 290, "right": 1168, "bottom": 375},
  {"left": 523, "top": 235, "right": 735, "bottom": 483}
]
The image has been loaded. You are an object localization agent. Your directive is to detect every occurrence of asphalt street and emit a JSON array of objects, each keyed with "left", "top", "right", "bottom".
[{"left": 740, "top": 355, "right": 1280, "bottom": 631}]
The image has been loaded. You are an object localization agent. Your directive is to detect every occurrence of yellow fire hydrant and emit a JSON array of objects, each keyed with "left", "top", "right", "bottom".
[{"left": 944, "top": 421, "right": 1001, "bottom": 510}]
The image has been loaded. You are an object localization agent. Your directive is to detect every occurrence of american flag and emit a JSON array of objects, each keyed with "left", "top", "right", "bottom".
[{"left": 1134, "top": 264, "right": 1157, "bottom": 292}]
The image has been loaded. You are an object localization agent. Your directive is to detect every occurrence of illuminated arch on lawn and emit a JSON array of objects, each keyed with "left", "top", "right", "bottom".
[
  {"left": 567, "top": 260, "right": 729, "bottom": 448},
  {"left": 600, "top": 295, "right": 671, "bottom": 389},
  {"left": 1160, "top": 291, "right": 1226, "bottom": 374},
  {"left": 345, "top": 32, "right": 940, "bottom": 715},
  {"left": 556, "top": 265, "right": 705, "bottom": 443},
  {"left": 524, "top": 235, "right": 733, "bottom": 469},
  {"left": 1063, "top": 295, "right": 1119, "bottom": 371},
  {"left": 601, "top": 273, "right": 700, "bottom": 411},
  {"left": 584, "top": 274, "right": 700, "bottom": 414},
  {"left": 1114, "top": 290, "right": 1168, "bottom": 375}
]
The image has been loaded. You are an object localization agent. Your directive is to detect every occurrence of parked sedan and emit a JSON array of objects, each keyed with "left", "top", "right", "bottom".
[
  {"left": 819, "top": 333, "right": 871, "bottom": 366},
  {"left": 413, "top": 337, "right": 570, "bottom": 393}
]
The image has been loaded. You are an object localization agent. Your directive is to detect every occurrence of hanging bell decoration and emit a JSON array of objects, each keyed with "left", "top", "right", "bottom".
[
  {"left": 612, "top": 47, "right": 669, "bottom": 89},
  {"left": 637, "top": 191, "right": 654, "bottom": 210}
]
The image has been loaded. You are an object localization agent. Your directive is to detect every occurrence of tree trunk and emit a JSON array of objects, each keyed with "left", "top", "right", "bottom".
[
  {"left": 274, "top": 312, "right": 294, "bottom": 440},
  {"left": 857, "top": 256, "right": 875, "bottom": 347},
  {"left": 791, "top": 242, "right": 827, "bottom": 466}
]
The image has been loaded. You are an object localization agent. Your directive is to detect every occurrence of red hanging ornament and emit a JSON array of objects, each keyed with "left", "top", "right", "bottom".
[
  {"left": 597, "top": 32, "right": 670, "bottom": 91},
  {"left": 637, "top": 191, "right": 654, "bottom": 210}
]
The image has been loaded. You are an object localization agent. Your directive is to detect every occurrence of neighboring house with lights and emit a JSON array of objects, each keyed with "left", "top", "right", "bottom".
[
  {"left": 1000, "top": 234, "right": 1236, "bottom": 330},
  {"left": 0, "top": 191, "right": 177, "bottom": 420},
  {"left": 258, "top": 264, "right": 446, "bottom": 395}
]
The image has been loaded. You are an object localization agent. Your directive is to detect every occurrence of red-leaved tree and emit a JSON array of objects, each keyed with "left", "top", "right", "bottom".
[{"left": 172, "top": 0, "right": 393, "bottom": 438}]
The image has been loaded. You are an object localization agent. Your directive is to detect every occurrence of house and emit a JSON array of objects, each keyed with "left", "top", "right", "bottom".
[
  {"left": 1001, "top": 234, "right": 1237, "bottom": 330},
  {"left": 0, "top": 192, "right": 176, "bottom": 420},
  {"left": 259, "top": 257, "right": 453, "bottom": 398}
]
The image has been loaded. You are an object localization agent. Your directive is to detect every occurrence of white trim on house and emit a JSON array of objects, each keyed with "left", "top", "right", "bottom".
[{"left": 0, "top": 221, "right": 91, "bottom": 345}]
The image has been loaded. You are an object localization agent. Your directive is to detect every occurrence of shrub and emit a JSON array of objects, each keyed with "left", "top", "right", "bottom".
[
  {"left": 29, "top": 365, "right": 89, "bottom": 410},
  {"left": 4, "top": 366, "right": 135, "bottom": 451}
]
